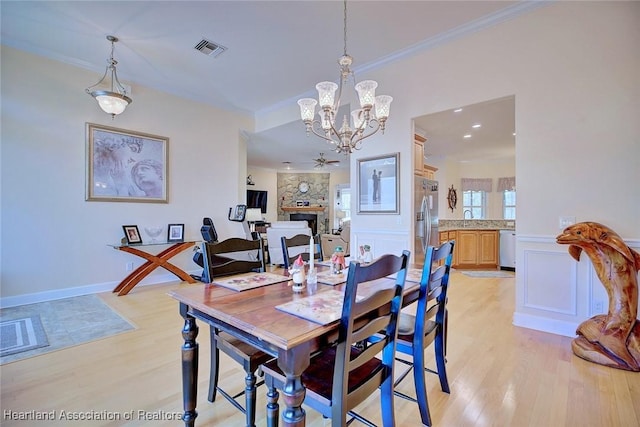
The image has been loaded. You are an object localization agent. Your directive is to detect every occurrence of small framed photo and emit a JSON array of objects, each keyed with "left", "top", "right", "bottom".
[
  {"left": 296, "top": 200, "right": 304, "bottom": 207},
  {"left": 303, "top": 200, "right": 310, "bottom": 207},
  {"left": 122, "top": 225, "right": 142, "bottom": 245},
  {"left": 167, "top": 224, "right": 185, "bottom": 242}
]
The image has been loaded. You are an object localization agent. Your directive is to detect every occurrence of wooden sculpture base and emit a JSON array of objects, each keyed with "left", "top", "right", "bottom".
[{"left": 572, "top": 316, "right": 640, "bottom": 371}]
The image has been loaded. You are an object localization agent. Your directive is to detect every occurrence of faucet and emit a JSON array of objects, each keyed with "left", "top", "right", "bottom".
[{"left": 463, "top": 209, "right": 473, "bottom": 227}]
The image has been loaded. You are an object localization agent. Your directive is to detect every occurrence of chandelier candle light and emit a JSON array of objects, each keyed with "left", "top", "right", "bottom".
[
  {"left": 86, "top": 35, "right": 132, "bottom": 118},
  {"left": 297, "top": 0, "right": 392, "bottom": 154}
]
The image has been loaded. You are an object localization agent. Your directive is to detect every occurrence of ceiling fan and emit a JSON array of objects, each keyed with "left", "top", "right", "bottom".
[{"left": 313, "top": 153, "right": 340, "bottom": 169}]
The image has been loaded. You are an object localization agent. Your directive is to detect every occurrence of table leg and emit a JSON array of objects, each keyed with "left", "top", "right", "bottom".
[
  {"left": 180, "top": 303, "right": 199, "bottom": 427},
  {"left": 114, "top": 242, "right": 196, "bottom": 296},
  {"left": 277, "top": 343, "right": 311, "bottom": 426}
]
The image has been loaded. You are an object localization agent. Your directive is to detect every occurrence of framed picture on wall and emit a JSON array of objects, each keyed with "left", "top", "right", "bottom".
[
  {"left": 86, "top": 123, "right": 169, "bottom": 203},
  {"left": 357, "top": 152, "right": 399, "bottom": 214}
]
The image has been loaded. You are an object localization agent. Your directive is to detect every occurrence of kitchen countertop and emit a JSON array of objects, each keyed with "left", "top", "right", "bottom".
[{"left": 438, "top": 219, "right": 515, "bottom": 232}]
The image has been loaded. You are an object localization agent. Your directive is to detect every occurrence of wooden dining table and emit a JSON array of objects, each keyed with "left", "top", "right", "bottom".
[{"left": 168, "top": 264, "right": 422, "bottom": 427}]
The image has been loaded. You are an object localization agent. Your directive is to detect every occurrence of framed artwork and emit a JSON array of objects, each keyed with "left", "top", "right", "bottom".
[
  {"left": 86, "top": 123, "right": 169, "bottom": 203},
  {"left": 122, "top": 225, "right": 142, "bottom": 245},
  {"left": 357, "top": 152, "right": 399, "bottom": 214},
  {"left": 167, "top": 224, "right": 185, "bottom": 242}
]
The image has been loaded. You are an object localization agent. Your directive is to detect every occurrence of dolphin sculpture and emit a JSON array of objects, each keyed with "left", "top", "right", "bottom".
[{"left": 557, "top": 222, "right": 640, "bottom": 371}]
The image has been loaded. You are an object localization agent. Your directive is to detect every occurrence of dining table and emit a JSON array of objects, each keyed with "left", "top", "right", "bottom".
[{"left": 168, "top": 263, "right": 423, "bottom": 427}]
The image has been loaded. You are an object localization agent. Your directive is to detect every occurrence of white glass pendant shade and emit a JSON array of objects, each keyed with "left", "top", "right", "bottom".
[
  {"left": 94, "top": 92, "right": 131, "bottom": 115},
  {"left": 374, "top": 95, "right": 393, "bottom": 120},
  {"left": 319, "top": 110, "right": 334, "bottom": 130},
  {"left": 351, "top": 109, "right": 365, "bottom": 129},
  {"left": 298, "top": 98, "right": 317, "bottom": 121},
  {"left": 354, "top": 80, "right": 377, "bottom": 108},
  {"left": 316, "top": 81, "right": 338, "bottom": 109}
]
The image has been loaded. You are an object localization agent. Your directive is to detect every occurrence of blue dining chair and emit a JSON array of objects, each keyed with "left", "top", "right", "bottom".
[{"left": 262, "top": 251, "right": 411, "bottom": 427}]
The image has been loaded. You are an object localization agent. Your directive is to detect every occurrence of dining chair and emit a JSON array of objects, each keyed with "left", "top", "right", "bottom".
[
  {"left": 373, "top": 240, "right": 454, "bottom": 427},
  {"left": 202, "top": 237, "right": 273, "bottom": 427},
  {"left": 280, "top": 233, "right": 323, "bottom": 269},
  {"left": 262, "top": 250, "right": 411, "bottom": 427}
]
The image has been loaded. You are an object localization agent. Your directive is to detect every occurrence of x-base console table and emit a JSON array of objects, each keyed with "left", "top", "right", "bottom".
[{"left": 111, "top": 241, "right": 197, "bottom": 296}]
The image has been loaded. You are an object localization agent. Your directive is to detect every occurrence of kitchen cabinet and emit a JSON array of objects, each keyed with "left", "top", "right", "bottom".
[
  {"left": 439, "top": 230, "right": 458, "bottom": 266},
  {"left": 414, "top": 134, "right": 438, "bottom": 179},
  {"left": 414, "top": 134, "right": 426, "bottom": 176},
  {"left": 450, "top": 229, "right": 498, "bottom": 269},
  {"left": 423, "top": 164, "right": 438, "bottom": 180}
]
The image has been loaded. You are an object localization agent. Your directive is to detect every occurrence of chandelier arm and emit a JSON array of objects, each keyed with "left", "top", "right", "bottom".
[
  {"left": 308, "top": 120, "right": 342, "bottom": 144},
  {"left": 348, "top": 119, "right": 382, "bottom": 145}
]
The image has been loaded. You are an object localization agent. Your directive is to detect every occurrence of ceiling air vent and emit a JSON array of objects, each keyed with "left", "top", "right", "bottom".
[{"left": 194, "top": 38, "right": 227, "bottom": 58}]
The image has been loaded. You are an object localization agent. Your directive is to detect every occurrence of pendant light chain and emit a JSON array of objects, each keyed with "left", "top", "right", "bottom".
[{"left": 343, "top": 0, "right": 348, "bottom": 57}]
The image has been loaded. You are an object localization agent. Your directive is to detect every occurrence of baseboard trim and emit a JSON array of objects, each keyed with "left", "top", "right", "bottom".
[
  {"left": 0, "top": 270, "right": 201, "bottom": 309},
  {"left": 512, "top": 312, "right": 578, "bottom": 338}
]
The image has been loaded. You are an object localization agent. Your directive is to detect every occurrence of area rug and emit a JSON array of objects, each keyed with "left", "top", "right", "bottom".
[
  {"left": 1, "top": 315, "right": 49, "bottom": 357},
  {"left": 462, "top": 270, "right": 515, "bottom": 278},
  {"left": 0, "top": 294, "right": 135, "bottom": 364}
]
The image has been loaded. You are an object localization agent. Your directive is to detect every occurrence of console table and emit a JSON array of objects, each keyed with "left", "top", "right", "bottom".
[{"left": 111, "top": 241, "right": 197, "bottom": 296}]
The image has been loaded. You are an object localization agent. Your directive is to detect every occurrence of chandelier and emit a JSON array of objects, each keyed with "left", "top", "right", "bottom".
[
  {"left": 86, "top": 35, "right": 132, "bottom": 118},
  {"left": 297, "top": 0, "right": 392, "bottom": 154}
]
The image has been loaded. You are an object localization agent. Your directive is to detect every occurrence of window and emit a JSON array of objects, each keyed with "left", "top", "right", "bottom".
[
  {"left": 462, "top": 190, "right": 486, "bottom": 219},
  {"left": 503, "top": 190, "right": 516, "bottom": 219},
  {"left": 335, "top": 185, "right": 351, "bottom": 229},
  {"left": 497, "top": 177, "right": 516, "bottom": 220}
]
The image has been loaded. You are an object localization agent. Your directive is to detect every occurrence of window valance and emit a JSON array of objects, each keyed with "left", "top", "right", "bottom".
[
  {"left": 497, "top": 176, "right": 516, "bottom": 192},
  {"left": 461, "top": 178, "right": 492, "bottom": 192}
]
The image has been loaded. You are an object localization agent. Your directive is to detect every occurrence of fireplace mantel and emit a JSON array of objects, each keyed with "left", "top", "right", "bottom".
[{"left": 281, "top": 206, "right": 325, "bottom": 212}]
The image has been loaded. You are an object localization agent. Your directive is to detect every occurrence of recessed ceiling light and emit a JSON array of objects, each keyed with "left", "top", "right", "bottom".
[
  {"left": 463, "top": 134, "right": 472, "bottom": 139},
  {"left": 472, "top": 123, "right": 481, "bottom": 128},
  {"left": 454, "top": 108, "right": 463, "bottom": 113}
]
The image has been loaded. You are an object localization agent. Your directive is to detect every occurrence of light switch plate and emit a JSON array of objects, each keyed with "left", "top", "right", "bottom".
[{"left": 559, "top": 216, "right": 576, "bottom": 229}]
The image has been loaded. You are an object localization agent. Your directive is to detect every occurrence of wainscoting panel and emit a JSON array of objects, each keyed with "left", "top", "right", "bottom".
[
  {"left": 523, "top": 249, "right": 577, "bottom": 315},
  {"left": 352, "top": 229, "right": 410, "bottom": 261},
  {"left": 514, "top": 235, "right": 639, "bottom": 338}
]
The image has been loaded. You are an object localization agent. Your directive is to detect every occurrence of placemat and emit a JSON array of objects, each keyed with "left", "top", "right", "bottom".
[
  {"left": 316, "top": 257, "right": 353, "bottom": 267},
  {"left": 315, "top": 268, "right": 349, "bottom": 286},
  {"left": 275, "top": 290, "right": 363, "bottom": 325},
  {"left": 387, "top": 268, "right": 424, "bottom": 283},
  {"left": 211, "top": 272, "right": 290, "bottom": 292}
]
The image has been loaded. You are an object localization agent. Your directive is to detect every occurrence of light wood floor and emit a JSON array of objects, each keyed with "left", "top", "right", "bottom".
[{"left": 1, "top": 272, "right": 639, "bottom": 426}]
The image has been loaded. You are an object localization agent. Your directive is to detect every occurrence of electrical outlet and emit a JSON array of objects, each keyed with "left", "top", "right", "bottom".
[
  {"left": 559, "top": 216, "right": 575, "bottom": 230},
  {"left": 594, "top": 300, "right": 604, "bottom": 313},
  {"left": 126, "top": 262, "right": 134, "bottom": 272}
]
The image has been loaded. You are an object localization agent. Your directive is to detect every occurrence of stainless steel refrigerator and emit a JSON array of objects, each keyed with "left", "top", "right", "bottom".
[{"left": 415, "top": 176, "right": 439, "bottom": 265}]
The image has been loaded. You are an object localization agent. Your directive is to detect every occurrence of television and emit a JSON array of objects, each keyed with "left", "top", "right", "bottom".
[{"left": 246, "top": 189, "right": 268, "bottom": 214}]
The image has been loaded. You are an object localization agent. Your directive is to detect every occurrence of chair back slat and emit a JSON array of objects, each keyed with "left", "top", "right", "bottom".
[
  {"left": 202, "top": 237, "right": 265, "bottom": 282},
  {"left": 351, "top": 315, "right": 391, "bottom": 345}
]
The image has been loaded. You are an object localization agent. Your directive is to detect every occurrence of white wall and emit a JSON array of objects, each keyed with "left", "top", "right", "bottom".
[
  {"left": 1, "top": 47, "right": 253, "bottom": 305},
  {"left": 257, "top": 2, "right": 640, "bottom": 336}
]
